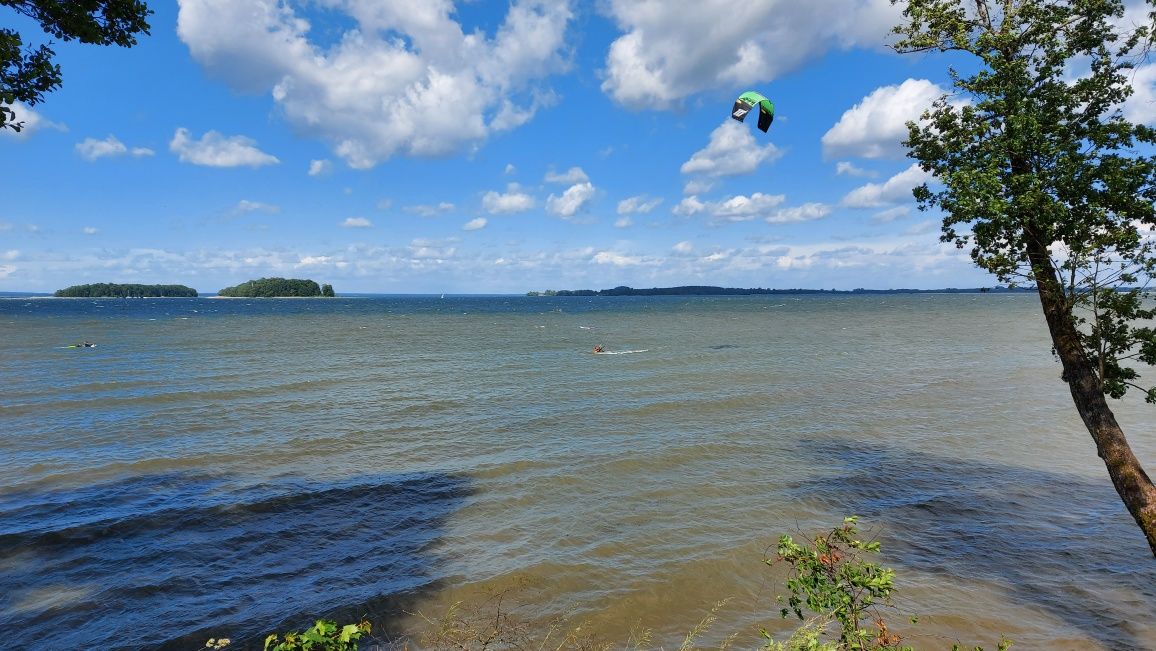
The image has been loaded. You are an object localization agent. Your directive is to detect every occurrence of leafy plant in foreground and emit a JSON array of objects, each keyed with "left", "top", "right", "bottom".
[
  {"left": 764, "top": 517, "right": 1009, "bottom": 651},
  {"left": 262, "top": 618, "right": 371, "bottom": 651}
]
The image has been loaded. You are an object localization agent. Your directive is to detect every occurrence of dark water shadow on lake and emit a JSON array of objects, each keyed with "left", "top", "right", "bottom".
[
  {"left": 0, "top": 470, "right": 474, "bottom": 650},
  {"left": 785, "top": 439, "right": 1156, "bottom": 650}
]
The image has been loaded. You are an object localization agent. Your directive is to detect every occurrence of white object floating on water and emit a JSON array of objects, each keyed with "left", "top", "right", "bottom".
[{"left": 594, "top": 349, "right": 648, "bottom": 355}]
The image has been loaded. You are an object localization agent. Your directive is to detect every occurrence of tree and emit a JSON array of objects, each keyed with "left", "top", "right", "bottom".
[
  {"left": 1, "top": 0, "right": 151, "bottom": 131},
  {"left": 893, "top": 0, "right": 1156, "bottom": 555}
]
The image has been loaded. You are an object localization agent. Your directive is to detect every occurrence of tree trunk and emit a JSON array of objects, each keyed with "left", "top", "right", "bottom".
[{"left": 1026, "top": 236, "right": 1156, "bottom": 557}]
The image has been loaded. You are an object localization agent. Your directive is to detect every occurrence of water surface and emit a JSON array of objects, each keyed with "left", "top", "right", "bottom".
[{"left": 1, "top": 295, "right": 1153, "bottom": 650}]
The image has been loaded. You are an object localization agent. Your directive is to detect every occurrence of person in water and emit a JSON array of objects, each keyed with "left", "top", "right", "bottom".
[{"left": 593, "top": 344, "right": 604, "bottom": 353}]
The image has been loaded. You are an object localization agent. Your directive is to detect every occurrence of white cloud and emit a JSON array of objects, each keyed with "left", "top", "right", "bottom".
[
  {"left": 545, "top": 166, "right": 588, "bottom": 184},
  {"left": 505, "top": 163, "right": 517, "bottom": 175},
  {"left": 681, "top": 121, "right": 782, "bottom": 180},
  {"left": 342, "top": 217, "right": 373, "bottom": 228},
  {"left": 2, "top": 249, "right": 18, "bottom": 260},
  {"left": 614, "top": 216, "right": 633, "bottom": 228},
  {"left": 546, "top": 181, "right": 595, "bottom": 218},
  {"left": 76, "top": 135, "right": 154, "bottom": 161},
  {"left": 463, "top": 217, "right": 488, "bottom": 231},
  {"left": 842, "top": 164, "right": 931, "bottom": 208},
  {"left": 1124, "top": 63, "right": 1156, "bottom": 124},
  {"left": 483, "top": 183, "right": 536, "bottom": 213},
  {"left": 233, "top": 199, "right": 280, "bottom": 215},
  {"left": 406, "top": 202, "right": 456, "bottom": 217},
  {"left": 170, "top": 128, "right": 280, "bottom": 167},
  {"left": 822, "top": 79, "right": 947, "bottom": 160},
  {"left": 83, "top": 227, "right": 99, "bottom": 235},
  {"left": 308, "top": 159, "right": 333, "bottom": 176},
  {"left": 835, "top": 161, "right": 876, "bottom": 177},
  {"left": 593, "top": 250, "right": 645, "bottom": 266},
  {"left": 0, "top": 101, "right": 65, "bottom": 139},
  {"left": 617, "top": 195, "right": 662, "bottom": 214},
  {"left": 672, "top": 241, "right": 694, "bottom": 254},
  {"left": 600, "top": 0, "right": 898, "bottom": 107},
  {"left": 766, "top": 202, "right": 831, "bottom": 224},
  {"left": 674, "top": 192, "right": 787, "bottom": 223},
  {"left": 176, "top": 0, "right": 575, "bottom": 168},
  {"left": 872, "top": 206, "right": 910, "bottom": 223}
]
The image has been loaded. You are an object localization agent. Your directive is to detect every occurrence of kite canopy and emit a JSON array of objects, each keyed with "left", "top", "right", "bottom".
[{"left": 731, "top": 90, "right": 774, "bottom": 132}]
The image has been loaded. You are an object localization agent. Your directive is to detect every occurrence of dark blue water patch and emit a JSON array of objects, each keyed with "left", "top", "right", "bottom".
[
  {"left": 784, "top": 439, "right": 1156, "bottom": 651},
  {"left": 0, "top": 471, "right": 473, "bottom": 650}
]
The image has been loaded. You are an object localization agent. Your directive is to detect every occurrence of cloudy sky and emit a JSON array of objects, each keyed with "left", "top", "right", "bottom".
[{"left": 2, "top": 0, "right": 1154, "bottom": 294}]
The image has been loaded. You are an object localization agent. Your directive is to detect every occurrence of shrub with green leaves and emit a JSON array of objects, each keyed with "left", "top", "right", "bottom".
[{"left": 263, "top": 619, "right": 370, "bottom": 651}]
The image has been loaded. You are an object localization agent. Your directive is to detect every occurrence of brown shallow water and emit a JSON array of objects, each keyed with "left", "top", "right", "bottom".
[{"left": 1, "top": 294, "right": 1153, "bottom": 650}]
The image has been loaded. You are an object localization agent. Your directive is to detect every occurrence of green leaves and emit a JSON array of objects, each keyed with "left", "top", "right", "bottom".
[
  {"left": 263, "top": 619, "right": 370, "bottom": 651},
  {"left": 768, "top": 519, "right": 910, "bottom": 651},
  {"left": 0, "top": 0, "right": 151, "bottom": 130},
  {"left": 896, "top": 0, "right": 1156, "bottom": 403}
]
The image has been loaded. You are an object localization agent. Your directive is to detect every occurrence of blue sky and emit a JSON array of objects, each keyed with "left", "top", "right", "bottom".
[{"left": 2, "top": 0, "right": 1154, "bottom": 294}]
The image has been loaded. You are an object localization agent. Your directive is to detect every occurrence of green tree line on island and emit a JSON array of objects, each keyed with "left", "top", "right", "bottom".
[
  {"left": 54, "top": 283, "right": 197, "bottom": 298},
  {"left": 217, "top": 278, "right": 335, "bottom": 298},
  {"left": 528, "top": 285, "right": 1036, "bottom": 297}
]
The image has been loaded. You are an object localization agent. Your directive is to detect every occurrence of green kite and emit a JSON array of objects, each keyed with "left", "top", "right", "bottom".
[{"left": 731, "top": 91, "right": 774, "bottom": 133}]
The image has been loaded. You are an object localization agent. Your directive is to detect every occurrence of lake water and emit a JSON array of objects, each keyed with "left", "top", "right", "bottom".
[{"left": 1, "top": 294, "right": 1154, "bottom": 650}]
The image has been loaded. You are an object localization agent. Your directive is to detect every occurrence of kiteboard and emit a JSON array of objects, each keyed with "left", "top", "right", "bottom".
[{"left": 594, "top": 349, "right": 648, "bottom": 355}]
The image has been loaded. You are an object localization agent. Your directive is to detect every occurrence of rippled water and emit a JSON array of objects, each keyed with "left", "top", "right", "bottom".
[{"left": 1, "top": 294, "right": 1154, "bottom": 650}]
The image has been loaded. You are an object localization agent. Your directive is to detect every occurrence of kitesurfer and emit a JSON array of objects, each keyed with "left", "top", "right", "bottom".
[{"left": 593, "top": 344, "right": 604, "bottom": 353}]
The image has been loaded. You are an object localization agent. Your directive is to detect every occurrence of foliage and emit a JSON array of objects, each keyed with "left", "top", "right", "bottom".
[
  {"left": 54, "top": 282, "right": 197, "bottom": 297},
  {"left": 893, "top": 0, "right": 1156, "bottom": 402},
  {"left": 321, "top": 283, "right": 336, "bottom": 297},
  {"left": 1, "top": 0, "right": 152, "bottom": 131},
  {"left": 763, "top": 518, "right": 1010, "bottom": 651},
  {"left": 764, "top": 517, "right": 908, "bottom": 651},
  {"left": 262, "top": 619, "right": 370, "bottom": 651},
  {"left": 217, "top": 277, "right": 331, "bottom": 298}
]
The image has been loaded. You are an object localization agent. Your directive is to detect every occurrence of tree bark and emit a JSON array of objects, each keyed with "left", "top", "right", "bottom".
[{"left": 1026, "top": 235, "right": 1156, "bottom": 557}]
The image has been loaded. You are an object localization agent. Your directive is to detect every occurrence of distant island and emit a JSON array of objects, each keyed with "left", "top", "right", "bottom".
[
  {"left": 527, "top": 285, "right": 1038, "bottom": 296},
  {"left": 54, "top": 283, "right": 198, "bottom": 298},
  {"left": 217, "top": 277, "right": 335, "bottom": 298}
]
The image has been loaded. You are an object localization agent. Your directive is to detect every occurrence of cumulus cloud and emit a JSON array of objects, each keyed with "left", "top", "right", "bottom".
[
  {"left": 872, "top": 206, "right": 910, "bottom": 223},
  {"left": 76, "top": 135, "right": 154, "bottom": 161},
  {"left": 406, "top": 202, "right": 456, "bottom": 217},
  {"left": 674, "top": 192, "right": 787, "bottom": 223},
  {"left": 600, "top": 0, "right": 898, "bottom": 107},
  {"left": 463, "top": 217, "right": 488, "bottom": 231},
  {"left": 342, "top": 217, "right": 373, "bottom": 228},
  {"left": 672, "top": 241, "right": 694, "bottom": 254},
  {"left": 308, "top": 159, "right": 333, "bottom": 176},
  {"left": 835, "top": 161, "right": 876, "bottom": 177},
  {"left": 546, "top": 181, "right": 595, "bottom": 218},
  {"left": 766, "top": 202, "right": 832, "bottom": 224},
  {"left": 483, "top": 183, "right": 536, "bottom": 213},
  {"left": 842, "top": 163, "right": 931, "bottom": 208},
  {"left": 1124, "top": 63, "right": 1156, "bottom": 124},
  {"left": 681, "top": 121, "right": 782, "bottom": 180},
  {"left": 0, "top": 101, "right": 65, "bottom": 139},
  {"left": 170, "top": 128, "right": 280, "bottom": 167},
  {"left": 176, "top": 0, "right": 575, "bottom": 168},
  {"left": 545, "top": 166, "right": 588, "bottom": 184},
  {"left": 592, "top": 250, "right": 645, "bottom": 266},
  {"left": 617, "top": 195, "right": 662, "bottom": 214},
  {"left": 505, "top": 163, "right": 517, "bottom": 175},
  {"left": 822, "top": 79, "right": 947, "bottom": 160}
]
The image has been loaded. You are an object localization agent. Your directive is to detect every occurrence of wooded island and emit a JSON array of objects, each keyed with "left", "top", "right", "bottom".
[
  {"left": 55, "top": 283, "right": 198, "bottom": 298},
  {"left": 217, "top": 278, "right": 335, "bottom": 297}
]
